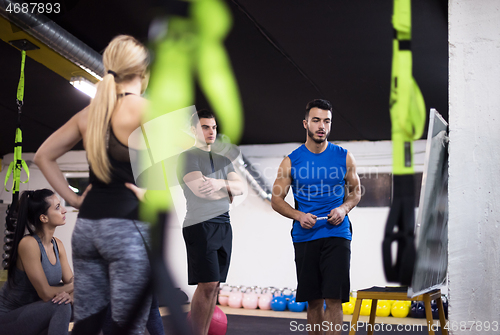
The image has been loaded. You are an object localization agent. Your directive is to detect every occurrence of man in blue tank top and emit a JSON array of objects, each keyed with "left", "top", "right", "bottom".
[{"left": 272, "top": 99, "right": 361, "bottom": 335}]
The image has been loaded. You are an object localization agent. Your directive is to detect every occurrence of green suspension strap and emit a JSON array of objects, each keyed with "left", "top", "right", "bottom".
[
  {"left": 140, "top": 0, "right": 243, "bottom": 224},
  {"left": 383, "top": 0, "right": 426, "bottom": 285},
  {"left": 2, "top": 50, "right": 31, "bottom": 269},
  {"left": 139, "top": 15, "right": 195, "bottom": 225},
  {"left": 389, "top": 0, "right": 426, "bottom": 175},
  {"left": 193, "top": 0, "right": 243, "bottom": 143},
  {"left": 127, "top": 1, "right": 243, "bottom": 333},
  {"left": 4, "top": 50, "right": 30, "bottom": 195}
]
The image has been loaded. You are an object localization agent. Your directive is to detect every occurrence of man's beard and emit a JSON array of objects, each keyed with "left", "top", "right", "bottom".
[{"left": 307, "top": 127, "right": 329, "bottom": 143}]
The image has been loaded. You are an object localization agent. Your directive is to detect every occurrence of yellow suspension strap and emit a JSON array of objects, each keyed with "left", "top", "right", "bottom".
[
  {"left": 193, "top": 0, "right": 243, "bottom": 143},
  {"left": 383, "top": 0, "right": 426, "bottom": 285},
  {"left": 129, "top": 1, "right": 243, "bottom": 332},
  {"left": 140, "top": 0, "right": 244, "bottom": 224},
  {"left": 2, "top": 50, "right": 31, "bottom": 269}
]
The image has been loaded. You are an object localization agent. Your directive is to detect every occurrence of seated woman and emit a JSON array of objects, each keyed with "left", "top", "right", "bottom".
[{"left": 0, "top": 189, "right": 74, "bottom": 335}]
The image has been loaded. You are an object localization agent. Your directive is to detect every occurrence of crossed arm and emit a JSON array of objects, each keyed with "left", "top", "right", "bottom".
[
  {"left": 183, "top": 171, "right": 244, "bottom": 200},
  {"left": 17, "top": 236, "right": 74, "bottom": 304}
]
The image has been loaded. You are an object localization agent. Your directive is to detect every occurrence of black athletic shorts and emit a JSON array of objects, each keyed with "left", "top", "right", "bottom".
[
  {"left": 293, "top": 237, "right": 351, "bottom": 303},
  {"left": 182, "top": 221, "right": 232, "bottom": 285}
]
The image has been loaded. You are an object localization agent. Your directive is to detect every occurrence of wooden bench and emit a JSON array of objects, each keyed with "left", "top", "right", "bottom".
[{"left": 349, "top": 286, "right": 448, "bottom": 335}]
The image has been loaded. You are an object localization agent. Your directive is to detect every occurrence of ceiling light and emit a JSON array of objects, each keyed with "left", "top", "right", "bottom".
[{"left": 70, "top": 76, "right": 97, "bottom": 98}]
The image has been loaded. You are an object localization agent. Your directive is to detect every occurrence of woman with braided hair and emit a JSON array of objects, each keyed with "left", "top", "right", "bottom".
[{"left": 0, "top": 189, "right": 73, "bottom": 335}]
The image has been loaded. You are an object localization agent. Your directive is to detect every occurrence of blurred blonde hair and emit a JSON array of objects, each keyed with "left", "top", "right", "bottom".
[{"left": 85, "top": 35, "right": 149, "bottom": 183}]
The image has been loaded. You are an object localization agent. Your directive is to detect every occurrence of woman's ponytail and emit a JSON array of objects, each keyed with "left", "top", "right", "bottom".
[
  {"left": 85, "top": 73, "right": 117, "bottom": 184},
  {"left": 85, "top": 35, "right": 149, "bottom": 184},
  {"left": 7, "top": 189, "right": 54, "bottom": 285}
]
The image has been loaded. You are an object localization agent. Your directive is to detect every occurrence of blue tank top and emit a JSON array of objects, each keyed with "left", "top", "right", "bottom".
[
  {"left": 288, "top": 142, "right": 352, "bottom": 243},
  {"left": 0, "top": 235, "right": 62, "bottom": 314}
]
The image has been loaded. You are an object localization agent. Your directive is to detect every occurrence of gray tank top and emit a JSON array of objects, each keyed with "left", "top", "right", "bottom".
[{"left": 0, "top": 235, "right": 62, "bottom": 314}]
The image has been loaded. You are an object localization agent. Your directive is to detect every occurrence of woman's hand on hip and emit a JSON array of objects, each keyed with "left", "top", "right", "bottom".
[
  {"left": 125, "top": 183, "right": 146, "bottom": 201},
  {"left": 72, "top": 184, "right": 92, "bottom": 209}
]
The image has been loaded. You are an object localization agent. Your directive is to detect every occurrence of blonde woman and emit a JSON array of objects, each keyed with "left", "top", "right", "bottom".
[{"left": 34, "top": 35, "right": 152, "bottom": 335}]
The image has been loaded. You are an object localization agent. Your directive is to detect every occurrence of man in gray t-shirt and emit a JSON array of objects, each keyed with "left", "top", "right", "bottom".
[
  {"left": 177, "top": 109, "right": 243, "bottom": 335},
  {"left": 178, "top": 146, "right": 235, "bottom": 226}
]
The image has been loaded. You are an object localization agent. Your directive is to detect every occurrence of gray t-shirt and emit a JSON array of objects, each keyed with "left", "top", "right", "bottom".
[{"left": 177, "top": 147, "right": 235, "bottom": 227}]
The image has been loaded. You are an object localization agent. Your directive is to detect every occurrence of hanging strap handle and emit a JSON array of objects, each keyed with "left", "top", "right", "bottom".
[
  {"left": 383, "top": 0, "right": 424, "bottom": 286},
  {"left": 4, "top": 50, "right": 30, "bottom": 193},
  {"left": 382, "top": 175, "right": 416, "bottom": 285},
  {"left": 4, "top": 129, "right": 30, "bottom": 192},
  {"left": 389, "top": 0, "right": 426, "bottom": 175},
  {"left": 17, "top": 50, "right": 26, "bottom": 102}
]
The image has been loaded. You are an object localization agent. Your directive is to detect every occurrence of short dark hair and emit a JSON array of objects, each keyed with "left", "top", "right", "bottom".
[
  {"left": 305, "top": 99, "right": 332, "bottom": 120},
  {"left": 191, "top": 109, "right": 215, "bottom": 127}
]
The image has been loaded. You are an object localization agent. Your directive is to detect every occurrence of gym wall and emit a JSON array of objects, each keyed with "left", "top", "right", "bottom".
[
  {"left": 449, "top": 0, "right": 500, "bottom": 330},
  {"left": 0, "top": 140, "right": 428, "bottom": 301}
]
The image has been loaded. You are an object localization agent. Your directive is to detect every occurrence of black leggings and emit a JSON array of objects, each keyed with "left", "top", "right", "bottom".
[{"left": 0, "top": 300, "right": 72, "bottom": 335}]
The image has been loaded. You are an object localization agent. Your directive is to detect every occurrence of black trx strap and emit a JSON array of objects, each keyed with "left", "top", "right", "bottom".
[
  {"left": 382, "top": 175, "right": 416, "bottom": 284},
  {"left": 382, "top": 0, "right": 426, "bottom": 285},
  {"left": 2, "top": 50, "right": 31, "bottom": 269}
]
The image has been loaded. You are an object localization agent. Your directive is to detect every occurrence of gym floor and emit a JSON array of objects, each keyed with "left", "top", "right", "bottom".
[
  {"left": 65, "top": 303, "right": 442, "bottom": 334},
  {"left": 203, "top": 305, "right": 439, "bottom": 326}
]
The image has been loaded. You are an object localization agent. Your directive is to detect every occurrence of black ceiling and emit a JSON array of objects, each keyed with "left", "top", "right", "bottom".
[{"left": 0, "top": 0, "right": 448, "bottom": 157}]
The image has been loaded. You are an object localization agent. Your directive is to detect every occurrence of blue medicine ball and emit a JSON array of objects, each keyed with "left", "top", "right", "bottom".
[
  {"left": 409, "top": 302, "right": 418, "bottom": 318},
  {"left": 287, "top": 297, "right": 295, "bottom": 309},
  {"left": 415, "top": 302, "right": 426, "bottom": 318},
  {"left": 270, "top": 296, "right": 287, "bottom": 311},
  {"left": 288, "top": 298, "right": 306, "bottom": 313},
  {"left": 410, "top": 301, "right": 426, "bottom": 318}
]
